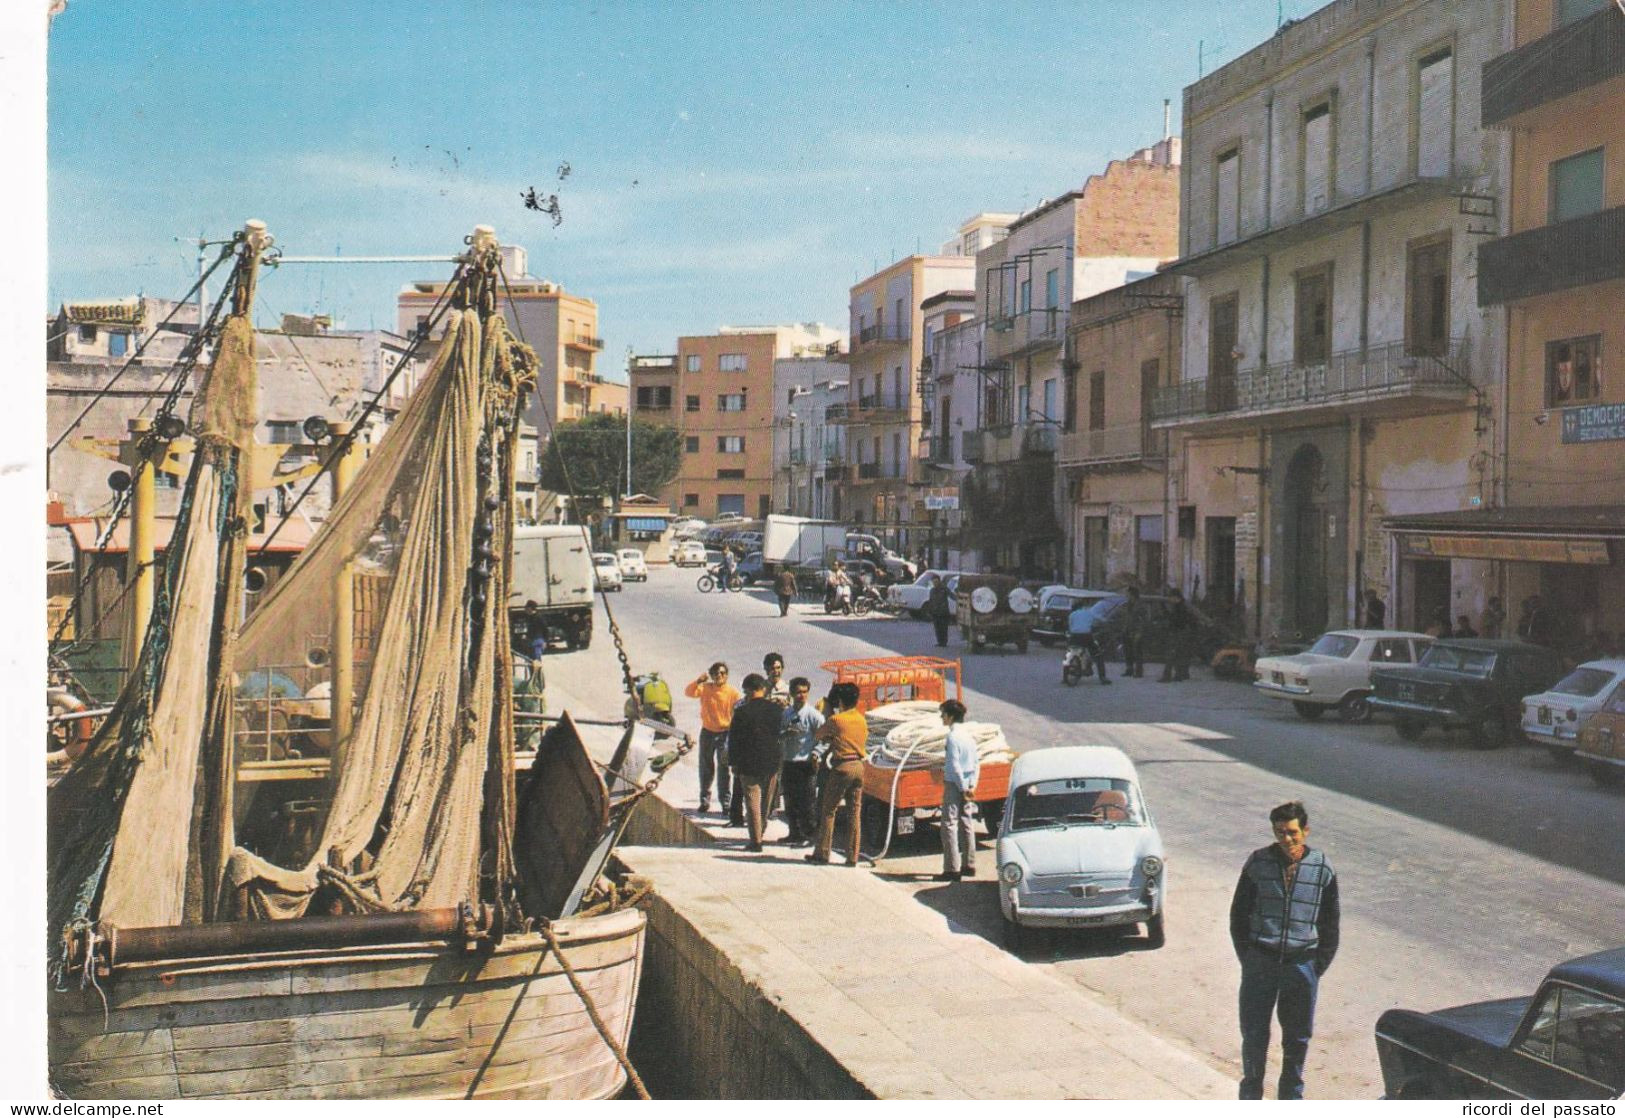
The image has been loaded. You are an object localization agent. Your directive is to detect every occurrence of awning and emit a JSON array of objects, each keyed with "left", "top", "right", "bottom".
[{"left": 1383, "top": 505, "right": 1625, "bottom": 565}]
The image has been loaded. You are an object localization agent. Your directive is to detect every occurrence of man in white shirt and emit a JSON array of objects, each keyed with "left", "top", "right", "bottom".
[
  {"left": 935, "top": 699, "right": 979, "bottom": 881},
  {"left": 777, "top": 677, "right": 825, "bottom": 845}
]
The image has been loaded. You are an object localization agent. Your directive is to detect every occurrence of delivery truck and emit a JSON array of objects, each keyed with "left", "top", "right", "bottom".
[{"left": 510, "top": 524, "right": 595, "bottom": 651}]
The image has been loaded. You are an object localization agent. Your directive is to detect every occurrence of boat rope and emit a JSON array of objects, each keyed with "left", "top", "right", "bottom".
[{"left": 541, "top": 920, "right": 652, "bottom": 1100}]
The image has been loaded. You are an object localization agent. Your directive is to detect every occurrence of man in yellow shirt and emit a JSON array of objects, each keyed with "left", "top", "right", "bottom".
[
  {"left": 684, "top": 662, "right": 740, "bottom": 815},
  {"left": 806, "top": 682, "right": 869, "bottom": 867}
]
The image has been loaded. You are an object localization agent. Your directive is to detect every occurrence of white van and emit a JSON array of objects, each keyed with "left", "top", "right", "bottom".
[{"left": 510, "top": 525, "right": 595, "bottom": 651}]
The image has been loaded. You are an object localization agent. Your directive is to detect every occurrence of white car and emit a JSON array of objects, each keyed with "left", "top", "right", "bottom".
[
  {"left": 671, "top": 540, "right": 707, "bottom": 567},
  {"left": 615, "top": 548, "right": 648, "bottom": 581},
  {"left": 996, "top": 746, "right": 1165, "bottom": 950},
  {"left": 592, "top": 552, "right": 623, "bottom": 591},
  {"left": 887, "top": 570, "right": 969, "bottom": 617},
  {"left": 1254, "top": 629, "right": 1433, "bottom": 723},
  {"left": 1522, "top": 658, "right": 1625, "bottom": 761}
]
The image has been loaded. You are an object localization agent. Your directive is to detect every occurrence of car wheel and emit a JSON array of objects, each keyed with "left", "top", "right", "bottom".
[
  {"left": 1145, "top": 912, "right": 1166, "bottom": 949},
  {"left": 1395, "top": 716, "right": 1426, "bottom": 741},
  {"left": 1336, "top": 692, "right": 1373, "bottom": 724},
  {"left": 1292, "top": 701, "right": 1325, "bottom": 721},
  {"left": 1472, "top": 712, "right": 1508, "bottom": 750},
  {"left": 1001, "top": 914, "right": 1025, "bottom": 954},
  {"left": 1586, "top": 759, "right": 1622, "bottom": 787},
  {"left": 1545, "top": 744, "right": 1573, "bottom": 765}
]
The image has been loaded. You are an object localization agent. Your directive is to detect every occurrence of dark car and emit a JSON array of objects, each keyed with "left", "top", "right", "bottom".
[
  {"left": 1369, "top": 639, "right": 1565, "bottom": 748},
  {"left": 1375, "top": 948, "right": 1625, "bottom": 1100},
  {"left": 1032, "top": 588, "right": 1114, "bottom": 646},
  {"left": 1067, "top": 593, "right": 1223, "bottom": 663},
  {"left": 736, "top": 551, "right": 766, "bottom": 585}
]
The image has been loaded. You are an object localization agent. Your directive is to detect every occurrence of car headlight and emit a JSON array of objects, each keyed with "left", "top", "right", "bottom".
[
  {"left": 999, "top": 862, "right": 1024, "bottom": 885},
  {"left": 1293, "top": 676, "right": 1310, "bottom": 687},
  {"left": 1567, "top": 709, "right": 1578, "bottom": 722},
  {"left": 1140, "top": 855, "right": 1164, "bottom": 878}
]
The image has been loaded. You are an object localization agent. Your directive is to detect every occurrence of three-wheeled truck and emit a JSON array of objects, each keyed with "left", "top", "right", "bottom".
[
  {"left": 955, "top": 574, "right": 1035, "bottom": 653},
  {"left": 820, "top": 655, "right": 1012, "bottom": 851}
]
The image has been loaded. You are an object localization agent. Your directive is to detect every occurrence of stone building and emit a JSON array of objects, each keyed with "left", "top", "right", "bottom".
[
  {"left": 919, "top": 290, "right": 981, "bottom": 569},
  {"left": 773, "top": 353, "right": 849, "bottom": 519},
  {"left": 1161, "top": 0, "right": 1510, "bottom": 640}
]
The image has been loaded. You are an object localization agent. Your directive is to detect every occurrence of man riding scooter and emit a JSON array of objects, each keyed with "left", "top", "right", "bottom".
[
  {"left": 1063, "top": 599, "right": 1112, "bottom": 686},
  {"left": 824, "top": 560, "right": 853, "bottom": 615}
]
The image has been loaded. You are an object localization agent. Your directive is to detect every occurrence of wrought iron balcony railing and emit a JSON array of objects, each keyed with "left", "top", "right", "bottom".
[{"left": 1058, "top": 423, "right": 1155, "bottom": 466}]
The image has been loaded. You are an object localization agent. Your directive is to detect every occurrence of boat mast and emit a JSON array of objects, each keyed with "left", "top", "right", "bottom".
[
  {"left": 329, "top": 419, "right": 362, "bottom": 753},
  {"left": 123, "top": 417, "right": 158, "bottom": 671}
]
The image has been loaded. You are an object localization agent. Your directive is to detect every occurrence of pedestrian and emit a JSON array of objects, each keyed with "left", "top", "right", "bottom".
[
  {"left": 1229, "top": 801, "right": 1341, "bottom": 1101},
  {"left": 1121, "top": 585, "right": 1146, "bottom": 678},
  {"left": 778, "top": 676, "right": 824, "bottom": 846},
  {"left": 806, "top": 682, "right": 869, "bottom": 867},
  {"left": 684, "top": 662, "right": 739, "bottom": 817},
  {"left": 774, "top": 564, "right": 798, "bottom": 617},
  {"left": 1361, "top": 589, "right": 1386, "bottom": 630},
  {"left": 934, "top": 699, "right": 978, "bottom": 882},
  {"left": 1066, "top": 599, "right": 1111, "bottom": 685},
  {"left": 1482, "top": 596, "right": 1506, "bottom": 640},
  {"left": 728, "top": 674, "right": 785, "bottom": 853},
  {"left": 762, "top": 652, "right": 790, "bottom": 705},
  {"left": 927, "top": 573, "right": 953, "bottom": 648},
  {"left": 1158, "top": 588, "right": 1193, "bottom": 682},
  {"left": 523, "top": 600, "right": 549, "bottom": 660},
  {"left": 1454, "top": 615, "right": 1478, "bottom": 639},
  {"left": 721, "top": 547, "right": 739, "bottom": 592},
  {"left": 1426, "top": 609, "right": 1452, "bottom": 639}
]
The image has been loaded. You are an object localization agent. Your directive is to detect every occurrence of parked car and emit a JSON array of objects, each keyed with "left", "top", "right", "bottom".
[
  {"left": 1521, "top": 658, "right": 1625, "bottom": 762},
  {"left": 591, "top": 552, "right": 624, "bottom": 592},
  {"left": 671, "top": 517, "right": 707, "bottom": 537},
  {"left": 887, "top": 570, "right": 969, "bottom": 617},
  {"left": 671, "top": 540, "right": 707, "bottom": 567},
  {"left": 1576, "top": 677, "right": 1625, "bottom": 788},
  {"left": 1067, "top": 593, "right": 1223, "bottom": 664},
  {"left": 1369, "top": 639, "right": 1565, "bottom": 748},
  {"left": 725, "top": 531, "right": 764, "bottom": 554},
  {"left": 615, "top": 548, "right": 648, "bottom": 581},
  {"left": 1032, "top": 587, "right": 1115, "bottom": 647},
  {"left": 956, "top": 574, "right": 1035, "bottom": 653},
  {"left": 802, "top": 558, "right": 881, "bottom": 593},
  {"left": 1253, "top": 630, "right": 1433, "bottom": 723},
  {"left": 735, "top": 550, "right": 767, "bottom": 585},
  {"left": 1375, "top": 947, "right": 1625, "bottom": 1100},
  {"left": 996, "top": 745, "right": 1165, "bottom": 951}
]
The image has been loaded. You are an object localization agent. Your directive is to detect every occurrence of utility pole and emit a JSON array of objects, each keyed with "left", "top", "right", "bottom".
[{"left": 624, "top": 346, "right": 634, "bottom": 500}]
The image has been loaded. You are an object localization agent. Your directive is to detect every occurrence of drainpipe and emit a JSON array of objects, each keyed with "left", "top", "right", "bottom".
[
  {"left": 1356, "top": 418, "right": 1368, "bottom": 626},
  {"left": 1365, "top": 38, "right": 1376, "bottom": 195},
  {"left": 1359, "top": 221, "right": 1371, "bottom": 354}
]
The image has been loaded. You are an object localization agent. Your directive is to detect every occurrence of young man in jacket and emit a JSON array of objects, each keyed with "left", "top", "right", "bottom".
[
  {"left": 728, "top": 674, "right": 786, "bottom": 852},
  {"left": 1158, "top": 588, "right": 1194, "bottom": 683},
  {"left": 926, "top": 574, "right": 953, "bottom": 648},
  {"left": 934, "top": 699, "right": 979, "bottom": 881},
  {"left": 777, "top": 676, "right": 824, "bottom": 845},
  {"left": 806, "top": 682, "right": 868, "bottom": 866},
  {"left": 1228, "top": 801, "right": 1341, "bottom": 1100},
  {"left": 774, "top": 565, "right": 798, "bottom": 617}
]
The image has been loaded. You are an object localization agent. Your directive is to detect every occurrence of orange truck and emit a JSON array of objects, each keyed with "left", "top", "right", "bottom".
[{"left": 820, "top": 655, "right": 1012, "bottom": 844}]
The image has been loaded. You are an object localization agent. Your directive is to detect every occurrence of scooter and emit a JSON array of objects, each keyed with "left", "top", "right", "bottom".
[
  {"left": 1061, "top": 643, "right": 1095, "bottom": 686},
  {"left": 851, "top": 585, "right": 888, "bottom": 617},
  {"left": 824, "top": 582, "right": 853, "bottom": 615}
]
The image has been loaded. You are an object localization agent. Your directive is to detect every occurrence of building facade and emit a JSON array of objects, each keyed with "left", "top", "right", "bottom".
[
  {"left": 919, "top": 290, "right": 981, "bottom": 569},
  {"left": 774, "top": 354, "right": 849, "bottom": 519},
  {"left": 1162, "top": 0, "right": 1510, "bottom": 640}
]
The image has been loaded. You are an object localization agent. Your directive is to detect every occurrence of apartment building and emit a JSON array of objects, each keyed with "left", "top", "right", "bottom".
[
  {"left": 966, "top": 140, "right": 1181, "bottom": 577},
  {"left": 920, "top": 290, "right": 981, "bottom": 568},
  {"left": 774, "top": 354, "right": 849, "bottom": 519},
  {"left": 1162, "top": 0, "right": 1509, "bottom": 639},
  {"left": 634, "top": 324, "right": 842, "bottom": 519},
  {"left": 1385, "top": 0, "right": 1625, "bottom": 643}
]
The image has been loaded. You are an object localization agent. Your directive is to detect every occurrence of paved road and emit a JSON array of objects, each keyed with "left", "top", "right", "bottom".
[{"left": 548, "top": 566, "right": 1625, "bottom": 1100}]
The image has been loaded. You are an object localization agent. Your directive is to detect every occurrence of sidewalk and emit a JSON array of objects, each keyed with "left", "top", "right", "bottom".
[{"left": 551, "top": 671, "right": 1236, "bottom": 1099}]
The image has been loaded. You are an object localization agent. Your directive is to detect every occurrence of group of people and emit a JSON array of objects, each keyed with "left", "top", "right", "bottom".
[
  {"left": 1063, "top": 585, "right": 1199, "bottom": 684},
  {"left": 1361, "top": 589, "right": 1617, "bottom": 660}
]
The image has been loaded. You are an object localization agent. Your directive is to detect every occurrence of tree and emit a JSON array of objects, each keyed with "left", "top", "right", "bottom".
[{"left": 536, "top": 412, "right": 681, "bottom": 503}]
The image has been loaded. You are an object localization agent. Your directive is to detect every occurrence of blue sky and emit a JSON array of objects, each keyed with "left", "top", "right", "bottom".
[{"left": 47, "top": 1, "right": 1300, "bottom": 382}]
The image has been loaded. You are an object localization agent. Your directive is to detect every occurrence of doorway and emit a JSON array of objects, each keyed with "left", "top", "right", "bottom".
[
  {"left": 1283, "top": 444, "right": 1329, "bottom": 637},
  {"left": 1410, "top": 560, "right": 1451, "bottom": 631},
  {"left": 1208, "top": 294, "right": 1239, "bottom": 412},
  {"left": 1206, "top": 516, "right": 1238, "bottom": 613}
]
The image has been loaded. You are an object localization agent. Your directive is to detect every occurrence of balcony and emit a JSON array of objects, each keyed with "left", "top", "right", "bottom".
[
  {"left": 1482, "top": 5, "right": 1625, "bottom": 128},
  {"left": 857, "top": 461, "right": 882, "bottom": 480},
  {"left": 567, "top": 333, "right": 605, "bottom": 351},
  {"left": 788, "top": 447, "right": 807, "bottom": 466},
  {"left": 825, "top": 394, "right": 911, "bottom": 425},
  {"left": 961, "top": 429, "right": 985, "bottom": 463},
  {"left": 1024, "top": 424, "right": 1058, "bottom": 455},
  {"left": 852, "top": 322, "right": 910, "bottom": 351},
  {"left": 986, "top": 307, "right": 1066, "bottom": 361},
  {"left": 1150, "top": 338, "right": 1476, "bottom": 432},
  {"left": 1059, "top": 423, "right": 1158, "bottom": 468},
  {"left": 1478, "top": 204, "right": 1625, "bottom": 305}
]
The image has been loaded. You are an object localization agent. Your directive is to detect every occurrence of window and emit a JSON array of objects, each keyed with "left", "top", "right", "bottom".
[
  {"left": 77, "top": 323, "right": 97, "bottom": 343},
  {"left": 685, "top": 436, "right": 700, "bottom": 453},
  {"left": 1372, "top": 639, "right": 1413, "bottom": 664},
  {"left": 1016, "top": 383, "right": 1030, "bottom": 425},
  {"left": 1215, "top": 149, "right": 1241, "bottom": 245},
  {"left": 1519, "top": 985, "right": 1625, "bottom": 1086},
  {"left": 717, "top": 494, "right": 746, "bottom": 516},
  {"left": 894, "top": 297, "right": 905, "bottom": 329},
  {"left": 1019, "top": 278, "right": 1031, "bottom": 314},
  {"left": 1089, "top": 371, "right": 1106, "bottom": 431},
  {"left": 1550, "top": 148, "right": 1605, "bottom": 224},
  {"left": 1406, "top": 238, "right": 1451, "bottom": 358},
  {"left": 892, "top": 366, "right": 903, "bottom": 405},
  {"left": 685, "top": 395, "right": 700, "bottom": 412},
  {"left": 718, "top": 393, "right": 746, "bottom": 412},
  {"left": 717, "top": 468, "right": 745, "bottom": 479},
  {"left": 266, "top": 420, "right": 302, "bottom": 443},
  {"left": 1136, "top": 515, "right": 1164, "bottom": 589},
  {"left": 719, "top": 353, "right": 747, "bottom": 372},
  {"left": 718, "top": 436, "right": 744, "bottom": 453},
  {"left": 107, "top": 331, "right": 128, "bottom": 357},
  {"left": 1294, "top": 264, "right": 1333, "bottom": 365},
  {"left": 1546, "top": 335, "right": 1603, "bottom": 406},
  {"left": 1042, "top": 378, "right": 1057, "bottom": 422},
  {"left": 1416, "top": 48, "right": 1454, "bottom": 178},
  {"left": 684, "top": 493, "right": 699, "bottom": 507},
  {"left": 1558, "top": 0, "right": 1608, "bottom": 26},
  {"left": 1064, "top": 365, "right": 1078, "bottom": 432},
  {"left": 891, "top": 431, "right": 902, "bottom": 476},
  {"left": 635, "top": 385, "right": 672, "bottom": 408},
  {"left": 1302, "top": 102, "right": 1333, "bottom": 215},
  {"left": 685, "top": 355, "right": 701, "bottom": 372},
  {"left": 414, "top": 315, "right": 429, "bottom": 338},
  {"left": 1083, "top": 516, "right": 1108, "bottom": 587},
  {"left": 1045, "top": 268, "right": 1059, "bottom": 309}
]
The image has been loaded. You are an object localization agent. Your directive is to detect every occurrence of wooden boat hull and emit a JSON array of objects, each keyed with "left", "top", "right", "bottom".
[{"left": 48, "top": 906, "right": 645, "bottom": 1100}]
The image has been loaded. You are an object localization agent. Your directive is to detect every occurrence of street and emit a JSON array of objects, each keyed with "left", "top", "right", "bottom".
[{"left": 547, "top": 567, "right": 1625, "bottom": 1100}]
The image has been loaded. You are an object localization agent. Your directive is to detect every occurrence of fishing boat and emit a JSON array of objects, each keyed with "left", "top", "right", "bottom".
[{"left": 47, "top": 223, "right": 672, "bottom": 1100}]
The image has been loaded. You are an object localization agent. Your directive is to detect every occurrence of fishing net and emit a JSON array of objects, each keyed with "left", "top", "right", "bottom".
[{"left": 223, "top": 303, "right": 533, "bottom": 919}]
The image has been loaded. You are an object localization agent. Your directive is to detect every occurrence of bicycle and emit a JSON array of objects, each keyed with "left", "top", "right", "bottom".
[{"left": 696, "top": 570, "right": 744, "bottom": 593}]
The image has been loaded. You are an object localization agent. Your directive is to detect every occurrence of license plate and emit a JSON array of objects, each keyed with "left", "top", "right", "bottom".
[
  {"left": 1397, "top": 684, "right": 1415, "bottom": 700},
  {"left": 1272, "top": 671, "right": 1284, "bottom": 685},
  {"left": 1067, "top": 914, "right": 1109, "bottom": 926},
  {"left": 895, "top": 814, "right": 915, "bottom": 835},
  {"left": 1538, "top": 707, "right": 1552, "bottom": 724}
]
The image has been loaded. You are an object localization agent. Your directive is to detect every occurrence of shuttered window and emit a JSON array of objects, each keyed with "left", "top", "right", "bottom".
[
  {"left": 1088, "top": 371, "right": 1106, "bottom": 431},
  {"left": 1302, "top": 103, "right": 1333, "bottom": 215},
  {"left": 1215, "top": 149, "right": 1240, "bottom": 245},
  {"left": 1417, "top": 49, "right": 1454, "bottom": 178},
  {"left": 1550, "top": 148, "right": 1605, "bottom": 223}
]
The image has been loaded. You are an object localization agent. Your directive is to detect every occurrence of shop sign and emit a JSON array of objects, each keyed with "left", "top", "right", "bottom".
[
  {"left": 1400, "top": 534, "right": 1612, "bottom": 564},
  {"left": 1560, "top": 403, "right": 1625, "bottom": 445},
  {"left": 924, "top": 495, "right": 959, "bottom": 510},
  {"left": 1235, "top": 511, "right": 1258, "bottom": 550}
]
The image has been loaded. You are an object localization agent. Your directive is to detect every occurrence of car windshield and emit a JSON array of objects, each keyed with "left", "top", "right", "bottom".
[
  {"left": 1009, "top": 777, "right": 1144, "bottom": 831},
  {"left": 1419, "top": 645, "right": 1495, "bottom": 676},
  {"left": 1307, "top": 633, "right": 1360, "bottom": 658},
  {"left": 593, "top": 554, "right": 616, "bottom": 564},
  {"left": 1087, "top": 598, "right": 1124, "bottom": 621},
  {"left": 1552, "top": 667, "right": 1617, "bottom": 698}
]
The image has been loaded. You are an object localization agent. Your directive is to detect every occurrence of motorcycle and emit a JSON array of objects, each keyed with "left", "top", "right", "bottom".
[
  {"left": 697, "top": 565, "right": 744, "bottom": 593},
  {"left": 1061, "top": 642, "right": 1095, "bottom": 686},
  {"left": 851, "top": 584, "right": 888, "bottom": 617}
]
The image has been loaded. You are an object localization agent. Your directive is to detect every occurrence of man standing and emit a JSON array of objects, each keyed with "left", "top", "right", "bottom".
[
  {"left": 1121, "top": 586, "right": 1146, "bottom": 678},
  {"left": 927, "top": 574, "right": 953, "bottom": 648},
  {"left": 1158, "top": 588, "right": 1193, "bottom": 683},
  {"left": 1362, "top": 589, "right": 1387, "bottom": 630},
  {"left": 762, "top": 652, "right": 790, "bottom": 705},
  {"left": 934, "top": 699, "right": 979, "bottom": 881},
  {"left": 720, "top": 547, "right": 739, "bottom": 592},
  {"left": 778, "top": 677, "right": 824, "bottom": 846},
  {"left": 1228, "top": 801, "right": 1341, "bottom": 1100},
  {"left": 774, "top": 564, "right": 798, "bottom": 617},
  {"left": 806, "top": 682, "right": 869, "bottom": 867},
  {"left": 684, "top": 663, "right": 739, "bottom": 816},
  {"left": 728, "top": 674, "right": 785, "bottom": 853}
]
